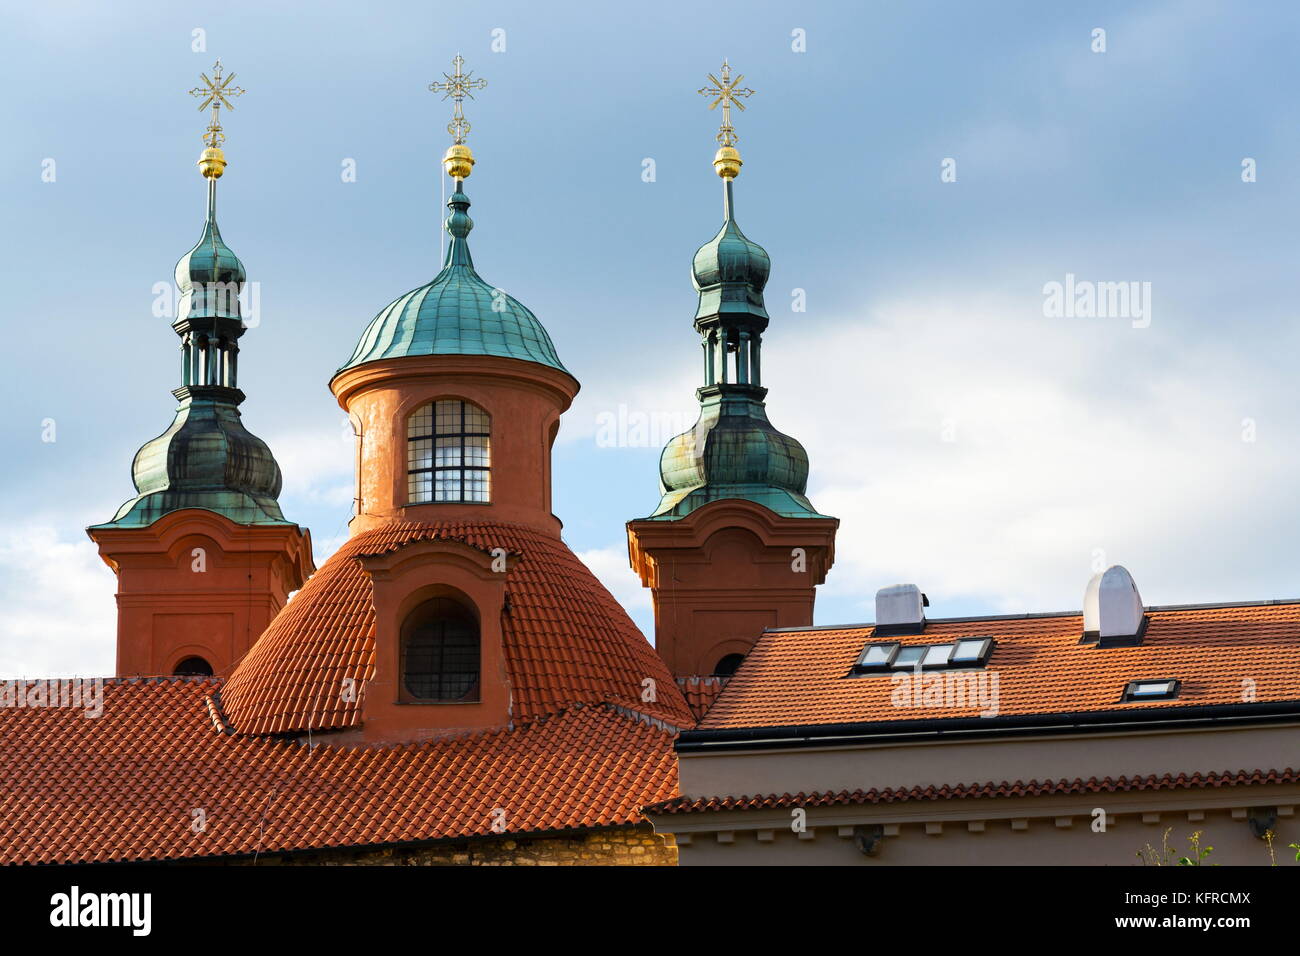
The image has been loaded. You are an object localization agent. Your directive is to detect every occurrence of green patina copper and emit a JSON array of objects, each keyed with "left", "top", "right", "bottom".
[
  {"left": 339, "top": 186, "right": 568, "bottom": 375},
  {"left": 175, "top": 181, "right": 247, "bottom": 321},
  {"left": 91, "top": 181, "right": 292, "bottom": 530},
  {"left": 92, "top": 386, "right": 288, "bottom": 528},
  {"left": 651, "top": 384, "right": 827, "bottom": 519},
  {"left": 642, "top": 180, "right": 829, "bottom": 521},
  {"left": 692, "top": 181, "right": 770, "bottom": 325}
]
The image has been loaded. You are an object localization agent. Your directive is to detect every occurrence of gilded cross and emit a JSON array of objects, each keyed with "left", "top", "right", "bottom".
[
  {"left": 698, "top": 59, "right": 755, "bottom": 147},
  {"left": 429, "top": 54, "right": 487, "bottom": 144},
  {"left": 189, "top": 59, "right": 245, "bottom": 148}
]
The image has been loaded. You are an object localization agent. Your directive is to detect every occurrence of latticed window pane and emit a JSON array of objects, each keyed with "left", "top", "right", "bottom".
[
  {"left": 463, "top": 469, "right": 490, "bottom": 502},
  {"left": 408, "top": 473, "right": 432, "bottom": 503},
  {"left": 435, "top": 476, "right": 462, "bottom": 500},
  {"left": 407, "top": 404, "right": 434, "bottom": 438},
  {"left": 408, "top": 438, "right": 433, "bottom": 470},
  {"left": 464, "top": 435, "right": 489, "bottom": 467},
  {"left": 435, "top": 400, "right": 461, "bottom": 434},
  {"left": 463, "top": 404, "right": 491, "bottom": 433},
  {"left": 406, "top": 399, "right": 492, "bottom": 504},
  {"left": 435, "top": 436, "right": 461, "bottom": 467},
  {"left": 402, "top": 598, "right": 480, "bottom": 701}
]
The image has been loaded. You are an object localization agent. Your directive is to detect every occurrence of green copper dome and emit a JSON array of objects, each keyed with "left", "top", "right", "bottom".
[
  {"left": 94, "top": 387, "right": 289, "bottom": 528},
  {"left": 174, "top": 184, "right": 246, "bottom": 322},
  {"left": 649, "top": 386, "right": 828, "bottom": 520},
  {"left": 691, "top": 199, "right": 770, "bottom": 324},
  {"left": 339, "top": 186, "right": 568, "bottom": 375},
  {"left": 640, "top": 178, "right": 830, "bottom": 522},
  {"left": 91, "top": 177, "right": 293, "bottom": 531}
]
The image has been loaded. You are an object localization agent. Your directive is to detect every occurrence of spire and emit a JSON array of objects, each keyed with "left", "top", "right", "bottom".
[
  {"left": 92, "top": 61, "right": 288, "bottom": 529},
  {"left": 337, "top": 55, "right": 568, "bottom": 377},
  {"left": 430, "top": 54, "right": 484, "bottom": 270},
  {"left": 698, "top": 59, "right": 754, "bottom": 181},
  {"left": 641, "top": 61, "right": 826, "bottom": 521},
  {"left": 429, "top": 53, "right": 486, "bottom": 182}
]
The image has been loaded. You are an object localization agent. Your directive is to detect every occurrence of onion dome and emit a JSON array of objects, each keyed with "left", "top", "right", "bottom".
[
  {"left": 99, "top": 391, "right": 288, "bottom": 527},
  {"left": 174, "top": 190, "right": 246, "bottom": 322},
  {"left": 338, "top": 185, "right": 568, "bottom": 375},
  {"left": 653, "top": 388, "right": 820, "bottom": 519},
  {"left": 91, "top": 83, "right": 293, "bottom": 531},
  {"left": 640, "top": 101, "right": 829, "bottom": 522},
  {"left": 690, "top": 182, "right": 770, "bottom": 326}
]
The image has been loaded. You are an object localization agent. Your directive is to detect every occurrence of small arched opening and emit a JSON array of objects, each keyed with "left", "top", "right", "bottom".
[
  {"left": 401, "top": 596, "right": 481, "bottom": 702},
  {"left": 174, "top": 656, "right": 214, "bottom": 677},
  {"left": 713, "top": 653, "right": 745, "bottom": 678}
]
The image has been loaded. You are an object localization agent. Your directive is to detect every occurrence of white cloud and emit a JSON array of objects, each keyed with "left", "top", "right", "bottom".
[
  {"left": 265, "top": 422, "right": 355, "bottom": 508},
  {"left": 8, "top": 290, "right": 1292, "bottom": 676},
  {"left": 0, "top": 524, "right": 115, "bottom": 678},
  {"left": 764, "top": 293, "right": 1300, "bottom": 618},
  {"left": 572, "top": 544, "right": 650, "bottom": 615},
  {"left": 562, "top": 289, "right": 1300, "bottom": 624}
]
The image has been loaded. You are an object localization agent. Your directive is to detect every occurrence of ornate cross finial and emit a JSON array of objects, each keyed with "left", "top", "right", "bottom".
[
  {"left": 429, "top": 54, "right": 487, "bottom": 145},
  {"left": 189, "top": 59, "right": 245, "bottom": 149},
  {"left": 698, "top": 59, "right": 755, "bottom": 147}
]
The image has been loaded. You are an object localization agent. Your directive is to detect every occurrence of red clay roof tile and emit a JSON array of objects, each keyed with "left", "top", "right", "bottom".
[
  {"left": 647, "top": 767, "right": 1300, "bottom": 814},
  {"left": 0, "top": 678, "right": 678, "bottom": 864},
  {"left": 700, "top": 602, "right": 1300, "bottom": 730},
  {"left": 677, "top": 676, "right": 729, "bottom": 721},
  {"left": 220, "top": 520, "right": 692, "bottom": 734}
]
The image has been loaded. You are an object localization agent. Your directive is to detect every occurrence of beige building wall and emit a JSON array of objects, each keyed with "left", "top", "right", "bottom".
[
  {"left": 661, "top": 787, "right": 1300, "bottom": 865},
  {"left": 659, "top": 719, "right": 1300, "bottom": 865}
]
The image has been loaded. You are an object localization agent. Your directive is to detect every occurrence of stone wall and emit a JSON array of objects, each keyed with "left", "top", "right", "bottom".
[{"left": 222, "top": 825, "right": 677, "bottom": 866}]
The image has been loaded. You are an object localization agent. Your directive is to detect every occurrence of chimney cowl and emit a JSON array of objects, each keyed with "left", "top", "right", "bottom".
[
  {"left": 1083, "top": 565, "right": 1147, "bottom": 647},
  {"left": 875, "top": 583, "right": 928, "bottom": 635}
]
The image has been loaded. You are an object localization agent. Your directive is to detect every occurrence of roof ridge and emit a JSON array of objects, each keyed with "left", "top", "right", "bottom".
[
  {"left": 765, "top": 597, "right": 1300, "bottom": 634},
  {"left": 648, "top": 766, "right": 1300, "bottom": 814}
]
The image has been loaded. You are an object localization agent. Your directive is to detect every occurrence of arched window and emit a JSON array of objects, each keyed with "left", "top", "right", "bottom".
[
  {"left": 174, "top": 656, "right": 213, "bottom": 677},
  {"left": 713, "top": 653, "right": 745, "bottom": 678},
  {"left": 407, "top": 400, "right": 491, "bottom": 504},
  {"left": 402, "top": 598, "right": 480, "bottom": 702}
]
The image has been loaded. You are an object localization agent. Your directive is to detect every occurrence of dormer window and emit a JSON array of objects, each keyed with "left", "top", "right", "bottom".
[
  {"left": 407, "top": 399, "right": 491, "bottom": 504},
  {"left": 402, "top": 597, "right": 481, "bottom": 702}
]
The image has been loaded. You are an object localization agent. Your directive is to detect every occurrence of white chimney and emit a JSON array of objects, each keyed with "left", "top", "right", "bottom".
[
  {"left": 876, "top": 584, "right": 928, "bottom": 634},
  {"left": 1082, "top": 565, "right": 1146, "bottom": 645}
]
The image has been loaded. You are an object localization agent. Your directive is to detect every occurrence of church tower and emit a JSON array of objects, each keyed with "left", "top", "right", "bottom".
[
  {"left": 627, "top": 62, "right": 838, "bottom": 680},
  {"left": 87, "top": 62, "right": 313, "bottom": 678},
  {"left": 217, "top": 57, "right": 689, "bottom": 744}
]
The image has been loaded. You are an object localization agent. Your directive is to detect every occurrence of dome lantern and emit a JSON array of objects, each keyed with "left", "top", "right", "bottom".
[
  {"left": 336, "top": 55, "right": 569, "bottom": 378},
  {"left": 641, "top": 61, "right": 826, "bottom": 521}
]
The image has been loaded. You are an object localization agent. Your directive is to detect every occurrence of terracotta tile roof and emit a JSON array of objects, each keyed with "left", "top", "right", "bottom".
[
  {"left": 699, "top": 602, "right": 1300, "bottom": 730},
  {"left": 647, "top": 767, "right": 1300, "bottom": 815},
  {"left": 0, "top": 678, "right": 678, "bottom": 864},
  {"left": 221, "top": 520, "right": 692, "bottom": 734},
  {"left": 677, "top": 676, "right": 729, "bottom": 721}
]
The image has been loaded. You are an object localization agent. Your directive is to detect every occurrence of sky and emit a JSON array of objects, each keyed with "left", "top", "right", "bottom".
[{"left": 4, "top": 0, "right": 1300, "bottom": 676}]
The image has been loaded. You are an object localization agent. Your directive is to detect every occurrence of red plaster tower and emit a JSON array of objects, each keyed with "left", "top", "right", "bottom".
[
  {"left": 87, "top": 62, "right": 313, "bottom": 677},
  {"left": 627, "top": 61, "right": 837, "bottom": 680}
]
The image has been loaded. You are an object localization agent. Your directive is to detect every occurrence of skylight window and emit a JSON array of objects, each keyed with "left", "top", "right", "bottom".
[
  {"left": 850, "top": 638, "right": 997, "bottom": 677},
  {"left": 921, "top": 644, "right": 953, "bottom": 669},
  {"left": 892, "top": 646, "right": 926, "bottom": 670},
  {"left": 951, "top": 638, "right": 994, "bottom": 667},
  {"left": 1122, "top": 679, "right": 1180, "bottom": 702},
  {"left": 853, "top": 642, "right": 899, "bottom": 673}
]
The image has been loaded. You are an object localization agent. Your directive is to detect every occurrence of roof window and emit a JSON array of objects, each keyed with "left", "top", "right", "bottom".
[{"left": 1122, "top": 679, "right": 1179, "bottom": 702}]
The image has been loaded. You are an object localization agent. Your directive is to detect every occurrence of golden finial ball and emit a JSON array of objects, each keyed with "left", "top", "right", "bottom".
[
  {"left": 713, "top": 145, "right": 742, "bottom": 180},
  {"left": 198, "top": 146, "right": 227, "bottom": 179},
  {"left": 443, "top": 143, "right": 475, "bottom": 180}
]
